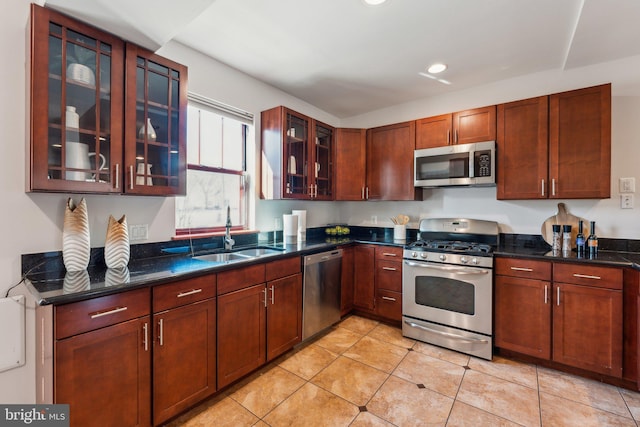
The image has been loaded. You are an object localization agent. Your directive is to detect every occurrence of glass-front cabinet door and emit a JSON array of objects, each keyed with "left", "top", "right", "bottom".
[
  {"left": 30, "top": 4, "right": 124, "bottom": 192},
  {"left": 284, "top": 111, "right": 310, "bottom": 199},
  {"left": 125, "top": 44, "right": 187, "bottom": 195},
  {"left": 312, "top": 121, "right": 334, "bottom": 200}
]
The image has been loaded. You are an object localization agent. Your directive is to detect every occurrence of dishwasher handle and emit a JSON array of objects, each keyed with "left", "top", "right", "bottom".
[{"left": 304, "top": 249, "right": 343, "bottom": 266}]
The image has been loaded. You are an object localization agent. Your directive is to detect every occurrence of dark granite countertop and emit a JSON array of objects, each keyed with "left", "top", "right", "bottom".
[{"left": 24, "top": 226, "right": 408, "bottom": 306}]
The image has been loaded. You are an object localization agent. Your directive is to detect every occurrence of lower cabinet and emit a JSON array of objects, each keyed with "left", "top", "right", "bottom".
[
  {"left": 353, "top": 245, "right": 376, "bottom": 312},
  {"left": 495, "top": 257, "right": 623, "bottom": 377},
  {"left": 151, "top": 275, "right": 217, "bottom": 425},
  {"left": 340, "top": 245, "right": 355, "bottom": 316},
  {"left": 217, "top": 257, "right": 302, "bottom": 389},
  {"left": 54, "top": 288, "right": 151, "bottom": 427}
]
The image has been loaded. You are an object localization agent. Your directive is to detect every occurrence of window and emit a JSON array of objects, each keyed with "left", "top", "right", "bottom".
[{"left": 175, "top": 94, "right": 252, "bottom": 235}]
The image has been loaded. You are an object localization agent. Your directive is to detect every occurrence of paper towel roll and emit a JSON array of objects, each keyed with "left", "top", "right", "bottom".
[
  {"left": 292, "top": 210, "right": 306, "bottom": 242},
  {"left": 283, "top": 214, "right": 298, "bottom": 244}
]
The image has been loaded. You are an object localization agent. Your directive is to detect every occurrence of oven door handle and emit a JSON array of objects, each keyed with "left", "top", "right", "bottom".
[
  {"left": 404, "top": 261, "right": 489, "bottom": 275},
  {"left": 404, "top": 320, "right": 489, "bottom": 345}
]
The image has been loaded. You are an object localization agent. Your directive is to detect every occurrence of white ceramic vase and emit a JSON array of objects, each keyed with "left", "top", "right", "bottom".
[
  {"left": 62, "top": 198, "right": 91, "bottom": 271},
  {"left": 104, "top": 215, "right": 130, "bottom": 269}
]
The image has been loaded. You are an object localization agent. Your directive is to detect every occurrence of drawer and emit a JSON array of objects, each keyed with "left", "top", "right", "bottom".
[
  {"left": 495, "top": 257, "right": 551, "bottom": 281},
  {"left": 376, "top": 289, "right": 402, "bottom": 321},
  {"left": 153, "top": 274, "right": 216, "bottom": 312},
  {"left": 375, "top": 246, "right": 402, "bottom": 260},
  {"left": 55, "top": 287, "right": 150, "bottom": 339},
  {"left": 553, "top": 263, "right": 622, "bottom": 290},
  {"left": 376, "top": 259, "right": 402, "bottom": 292},
  {"left": 265, "top": 256, "right": 301, "bottom": 282},
  {"left": 217, "top": 263, "right": 266, "bottom": 295}
]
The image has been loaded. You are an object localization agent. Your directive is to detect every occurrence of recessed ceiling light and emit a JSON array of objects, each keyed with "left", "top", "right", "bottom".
[
  {"left": 362, "top": 0, "right": 387, "bottom": 5},
  {"left": 427, "top": 63, "right": 447, "bottom": 74}
]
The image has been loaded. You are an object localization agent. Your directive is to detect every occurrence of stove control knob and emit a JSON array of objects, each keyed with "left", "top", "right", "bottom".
[
  {"left": 460, "top": 256, "right": 468, "bottom": 264},
  {"left": 411, "top": 252, "right": 417, "bottom": 258},
  {"left": 420, "top": 252, "right": 427, "bottom": 259},
  {"left": 471, "top": 257, "right": 479, "bottom": 265},
  {"left": 439, "top": 254, "right": 446, "bottom": 261}
]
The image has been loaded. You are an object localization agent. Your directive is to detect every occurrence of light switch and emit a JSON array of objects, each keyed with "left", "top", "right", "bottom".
[{"left": 619, "top": 177, "right": 635, "bottom": 193}]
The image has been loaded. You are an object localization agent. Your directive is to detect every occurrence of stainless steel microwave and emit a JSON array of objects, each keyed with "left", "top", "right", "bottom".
[{"left": 414, "top": 140, "right": 496, "bottom": 188}]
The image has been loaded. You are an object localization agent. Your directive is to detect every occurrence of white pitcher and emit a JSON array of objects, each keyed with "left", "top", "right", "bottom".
[{"left": 65, "top": 142, "right": 106, "bottom": 181}]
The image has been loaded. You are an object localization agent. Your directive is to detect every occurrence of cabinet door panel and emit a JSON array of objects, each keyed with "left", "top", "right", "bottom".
[
  {"left": 553, "top": 283, "right": 622, "bottom": 377},
  {"left": 549, "top": 84, "right": 611, "bottom": 199},
  {"left": 453, "top": 106, "right": 496, "bottom": 145},
  {"left": 353, "top": 245, "right": 375, "bottom": 311},
  {"left": 497, "top": 96, "right": 549, "bottom": 200},
  {"left": 416, "top": 114, "right": 452, "bottom": 149},
  {"left": 376, "top": 289, "right": 402, "bottom": 321},
  {"left": 55, "top": 317, "right": 151, "bottom": 427},
  {"left": 367, "top": 121, "right": 420, "bottom": 200},
  {"left": 266, "top": 273, "right": 302, "bottom": 361},
  {"left": 335, "top": 128, "right": 366, "bottom": 200},
  {"left": 494, "top": 276, "right": 551, "bottom": 359},
  {"left": 217, "top": 284, "right": 266, "bottom": 388},
  {"left": 153, "top": 299, "right": 216, "bottom": 425},
  {"left": 340, "top": 246, "right": 355, "bottom": 316}
]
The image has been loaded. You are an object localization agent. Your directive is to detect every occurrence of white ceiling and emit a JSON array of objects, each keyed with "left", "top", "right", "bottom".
[{"left": 45, "top": 0, "right": 640, "bottom": 119}]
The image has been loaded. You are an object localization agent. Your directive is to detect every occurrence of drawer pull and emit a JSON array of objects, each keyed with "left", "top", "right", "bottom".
[
  {"left": 177, "top": 288, "right": 203, "bottom": 298},
  {"left": 544, "top": 285, "right": 548, "bottom": 304},
  {"left": 510, "top": 267, "right": 533, "bottom": 272},
  {"left": 382, "top": 253, "right": 398, "bottom": 257},
  {"left": 382, "top": 267, "right": 397, "bottom": 271},
  {"left": 90, "top": 306, "right": 128, "bottom": 319},
  {"left": 572, "top": 273, "right": 601, "bottom": 280},
  {"left": 158, "top": 318, "right": 164, "bottom": 346},
  {"left": 381, "top": 296, "right": 396, "bottom": 302},
  {"left": 557, "top": 286, "right": 560, "bottom": 306},
  {"left": 143, "top": 322, "right": 149, "bottom": 352}
]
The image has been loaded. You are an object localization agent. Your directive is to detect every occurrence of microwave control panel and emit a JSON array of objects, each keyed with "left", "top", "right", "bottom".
[{"left": 475, "top": 151, "right": 492, "bottom": 177}]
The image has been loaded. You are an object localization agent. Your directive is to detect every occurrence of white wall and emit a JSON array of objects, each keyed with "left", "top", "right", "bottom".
[{"left": 3, "top": 0, "right": 640, "bottom": 403}]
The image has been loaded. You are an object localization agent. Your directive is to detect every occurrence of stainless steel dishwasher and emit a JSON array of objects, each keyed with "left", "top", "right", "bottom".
[{"left": 302, "top": 249, "right": 343, "bottom": 341}]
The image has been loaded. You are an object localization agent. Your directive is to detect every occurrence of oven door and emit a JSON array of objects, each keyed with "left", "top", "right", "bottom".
[{"left": 402, "top": 259, "right": 492, "bottom": 335}]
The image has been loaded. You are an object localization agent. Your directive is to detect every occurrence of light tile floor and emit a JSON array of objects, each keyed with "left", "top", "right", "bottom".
[{"left": 166, "top": 315, "right": 640, "bottom": 426}]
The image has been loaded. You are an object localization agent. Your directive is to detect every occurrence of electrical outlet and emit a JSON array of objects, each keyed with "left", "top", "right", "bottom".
[
  {"left": 621, "top": 194, "right": 634, "bottom": 209},
  {"left": 129, "top": 224, "right": 149, "bottom": 241},
  {"left": 619, "top": 177, "right": 636, "bottom": 193}
]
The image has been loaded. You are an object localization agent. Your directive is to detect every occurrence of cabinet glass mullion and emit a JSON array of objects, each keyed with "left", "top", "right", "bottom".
[
  {"left": 285, "top": 113, "right": 309, "bottom": 197},
  {"left": 315, "top": 124, "right": 333, "bottom": 198}
]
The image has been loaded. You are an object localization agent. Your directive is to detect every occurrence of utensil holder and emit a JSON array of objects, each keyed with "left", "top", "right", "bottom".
[{"left": 394, "top": 224, "right": 406, "bottom": 241}]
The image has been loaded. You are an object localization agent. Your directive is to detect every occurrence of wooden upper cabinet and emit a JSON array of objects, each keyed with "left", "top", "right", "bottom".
[
  {"left": 367, "top": 121, "right": 421, "bottom": 201},
  {"left": 335, "top": 128, "right": 367, "bottom": 200},
  {"left": 453, "top": 106, "right": 497, "bottom": 145},
  {"left": 549, "top": 84, "right": 611, "bottom": 199},
  {"left": 497, "top": 96, "right": 549, "bottom": 200},
  {"left": 28, "top": 5, "right": 188, "bottom": 195},
  {"left": 416, "top": 106, "right": 495, "bottom": 149},
  {"left": 29, "top": 4, "right": 124, "bottom": 193},
  {"left": 124, "top": 43, "right": 188, "bottom": 196},
  {"left": 415, "top": 114, "right": 452, "bottom": 149},
  {"left": 261, "top": 106, "right": 335, "bottom": 200}
]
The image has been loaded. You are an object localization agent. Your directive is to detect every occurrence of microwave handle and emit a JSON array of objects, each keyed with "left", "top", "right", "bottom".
[{"left": 469, "top": 150, "right": 475, "bottom": 178}]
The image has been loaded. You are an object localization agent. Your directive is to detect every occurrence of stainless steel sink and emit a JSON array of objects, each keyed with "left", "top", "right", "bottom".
[
  {"left": 192, "top": 252, "right": 253, "bottom": 263},
  {"left": 233, "top": 248, "right": 284, "bottom": 257}
]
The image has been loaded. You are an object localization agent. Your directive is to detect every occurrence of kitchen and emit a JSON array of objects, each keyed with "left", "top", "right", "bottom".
[{"left": 2, "top": 0, "right": 640, "bottom": 424}]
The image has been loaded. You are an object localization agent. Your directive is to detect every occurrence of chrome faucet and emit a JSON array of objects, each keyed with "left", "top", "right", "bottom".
[{"left": 224, "top": 206, "right": 235, "bottom": 250}]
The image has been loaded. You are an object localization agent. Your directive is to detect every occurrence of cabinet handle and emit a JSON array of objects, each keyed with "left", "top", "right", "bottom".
[
  {"left": 557, "top": 286, "right": 560, "bottom": 306},
  {"left": 143, "top": 322, "right": 149, "bottom": 352},
  {"left": 263, "top": 288, "right": 268, "bottom": 308},
  {"left": 551, "top": 178, "right": 556, "bottom": 196},
  {"left": 365, "top": 187, "right": 369, "bottom": 200},
  {"left": 544, "top": 285, "right": 548, "bottom": 304},
  {"left": 177, "top": 288, "right": 203, "bottom": 298},
  {"left": 270, "top": 285, "right": 275, "bottom": 305},
  {"left": 158, "top": 318, "right": 164, "bottom": 346},
  {"left": 382, "top": 296, "right": 396, "bottom": 302},
  {"left": 382, "top": 253, "right": 397, "bottom": 257},
  {"left": 510, "top": 267, "right": 533, "bottom": 272},
  {"left": 541, "top": 179, "right": 545, "bottom": 197},
  {"left": 89, "top": 306, "right": 127, "bottom": 319},
  {"left": 129, "top": 165, "right": 134, "bottom": 190},
  {"left": 454, "top": 129, "right": 458, "bottom": 144},
  {"left": 447, "top": 129, "right": 451, "bottom": 145},
  {"left": 361, "top": 187, "right": 365, "bottom": 200},
  {"left": 572, "top": 273, "right": 601, "bottom": 280},
  {"left": 382, "top": 267, "right": 397, "bottom": 271},
  {"left": 114, "top": 163, "right": 120, "bottom": 190}
]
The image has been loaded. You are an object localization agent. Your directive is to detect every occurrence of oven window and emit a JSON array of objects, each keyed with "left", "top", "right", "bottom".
[{"left": 414, "top": 277, "right": 475, "bottom": 315}]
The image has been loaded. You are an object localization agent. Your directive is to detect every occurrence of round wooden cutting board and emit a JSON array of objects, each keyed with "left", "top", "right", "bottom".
[{"left": 541, "top": 203, "right": 587, "bottom": 248}]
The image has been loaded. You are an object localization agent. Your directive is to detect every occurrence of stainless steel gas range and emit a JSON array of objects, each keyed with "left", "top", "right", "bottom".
[{"left": 402, "top": 218, "right": 499, "bottom": 360}]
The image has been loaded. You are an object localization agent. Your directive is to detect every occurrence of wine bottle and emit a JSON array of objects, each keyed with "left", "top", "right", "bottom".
[
  {"left": 576, "top": 220, "right": 586, "bottom": 258},
  {"left": 587, "top": 221, "right": 598, "bottom": 259}
]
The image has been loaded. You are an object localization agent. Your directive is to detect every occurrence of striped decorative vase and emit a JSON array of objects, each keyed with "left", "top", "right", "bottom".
[
  {"left": 104, "top": 215, "right": 130, "bottom": 269},
  {"left": 62, "top": 198, "right": 90, "bottom": 271}
]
